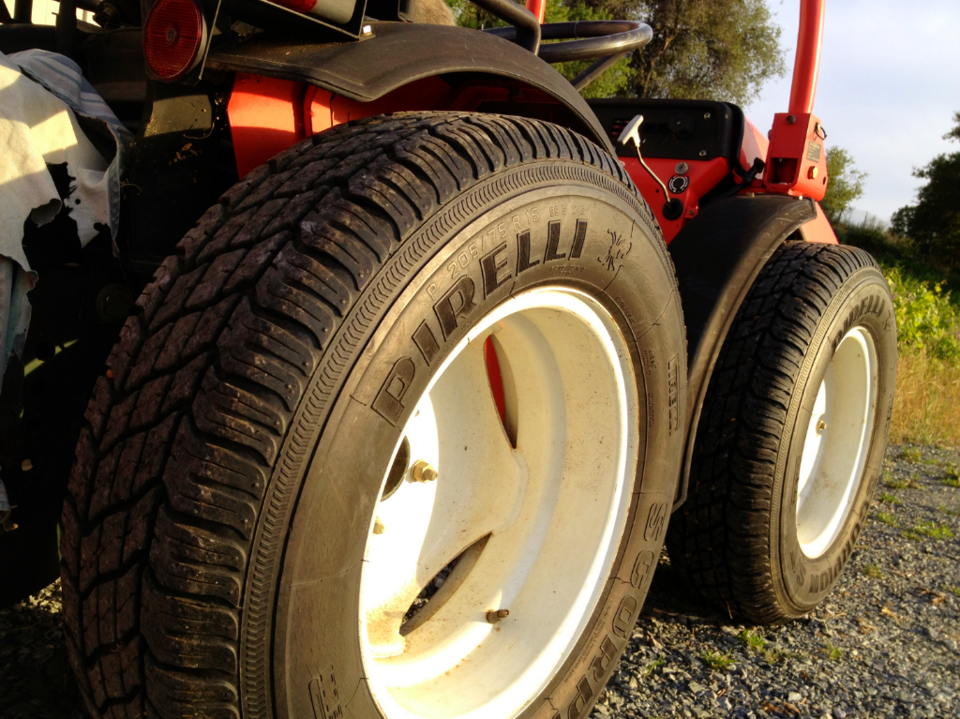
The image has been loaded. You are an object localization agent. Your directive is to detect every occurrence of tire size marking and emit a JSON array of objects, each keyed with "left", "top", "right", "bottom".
[{"left": 445, "top": 239, "right": 484, "bottom": 282}]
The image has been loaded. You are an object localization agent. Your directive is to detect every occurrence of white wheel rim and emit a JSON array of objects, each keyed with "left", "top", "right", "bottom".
[
  {"left": 359, "top": 287, "right": 639, "bottom": 719},
  {"left": 796, "top": 326, "right": 878, "bottom": 558}
]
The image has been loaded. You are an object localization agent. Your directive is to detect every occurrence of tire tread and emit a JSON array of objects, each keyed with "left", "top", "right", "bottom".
[
  {"left": 62, "top": 112, "right": 660, "bottom": 717},
  {"left": 666, "top": 242, "right": 880, "bottom": 623}
]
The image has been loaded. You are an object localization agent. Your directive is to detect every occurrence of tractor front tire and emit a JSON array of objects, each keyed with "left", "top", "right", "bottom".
[
  {"left": 60, "top": 112, "right": 686, "bottom": 719},
  {"left": 666, "top": 242, "right": 896, "bottom": 624}
]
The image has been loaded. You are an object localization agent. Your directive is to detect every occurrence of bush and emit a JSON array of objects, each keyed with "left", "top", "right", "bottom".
[
  {"left": 884, "top": 266, "right": 960, "bottom": 360},
  {"left": 839, "top": 223, "right": 960, "bottom": 360},
  {"left": 838, "top": 221, "right": 960, "bottom": 445}
]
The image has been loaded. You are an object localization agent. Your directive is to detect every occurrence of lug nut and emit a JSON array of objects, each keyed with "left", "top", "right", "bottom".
[
  {"left": 486, "top": 609, "right": 510, "bottom": 623},
  {"left": 411, "top": 460, "right": 438, "bottom": 483}
]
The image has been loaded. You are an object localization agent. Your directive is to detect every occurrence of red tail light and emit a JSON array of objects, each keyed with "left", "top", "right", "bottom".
[{"left": 143, "top": 0, "right": 206, "bottom": 81}]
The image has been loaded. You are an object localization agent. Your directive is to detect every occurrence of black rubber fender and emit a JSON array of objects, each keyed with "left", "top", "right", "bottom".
[
  {"left": 668, "top": 194, "right": 817, "bottom": 508},
  {"left": 205, "top": 21, "right": 615, "bottom": 154}
]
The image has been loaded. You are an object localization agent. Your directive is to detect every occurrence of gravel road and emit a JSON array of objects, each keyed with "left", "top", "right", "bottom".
[{"left": 2, "top": 443, "right": 958, "bottom": 719}]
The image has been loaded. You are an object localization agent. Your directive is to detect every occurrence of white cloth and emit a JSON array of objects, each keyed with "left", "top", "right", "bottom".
[{"left": 0, "top": 49, "right": 130, "bottom": 391}]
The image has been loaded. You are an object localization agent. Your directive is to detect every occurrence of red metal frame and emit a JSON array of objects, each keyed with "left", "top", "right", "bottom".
[
  {"left": 227, "top": 74, "right": 560, "bottom": 179},
  {"left": 227, "top": 74, "right": 305, "bottom": 178},
  {"left": 626, "top": 157, "right": 732, "bottom": 241},
  {"left": 226, "top": 0, "right": 836, "bottom": 242},
  {"left": 790, "top": 0, "right": 825, "bottom": 116},
  {"left": 525, "top": 0, "right": 546, "bottom": 25}
]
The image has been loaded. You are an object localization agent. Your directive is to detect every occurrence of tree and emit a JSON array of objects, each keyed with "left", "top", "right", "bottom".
[
  {"left": 622, "top": 0, "right": 785, "bottom": 105},
  {"left": 445, "top": 0, "right": 785, "bottom": 104},
  {"left": 820, "top": 147, "right": 867, "bottom": 224},
  {"left": 892, "top": 112, "right": 960, "bottom": 269}
]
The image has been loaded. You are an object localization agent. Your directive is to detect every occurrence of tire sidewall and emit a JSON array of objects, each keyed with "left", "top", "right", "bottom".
[
  {"left": 773, "top": 265, "right": 897, "bottom": 616},
  {"left": 268, "top": 175, "right": 685, "bottom": 719}
]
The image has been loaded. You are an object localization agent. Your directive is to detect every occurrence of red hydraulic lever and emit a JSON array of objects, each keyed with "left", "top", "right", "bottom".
[
  {"left": 525, "top": 0, "right": 546, "bottom": 24},
  {"left": 789, "top": 0, "right": 825, "bottom": 115}
]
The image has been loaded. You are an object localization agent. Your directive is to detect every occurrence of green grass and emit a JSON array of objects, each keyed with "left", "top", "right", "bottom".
[
  {"left": 945, "top": 586, "right": 960, "bottom": 598},
  {"left": 645, "top": 654, "right": 665, "bottom": 676},
  {"left": 862, "top": 564, "right": 884, "bottom": 579},
  {"left": 838, "top": 223, "right": 960, "bottom": 446},
  {"left": 941, "top": 505, "right": 960, "bottom": 517},
  {"left": 885, "top": 476, "right": 921, "bottom": 490},
  {"left": 902, "top": 521, "right": 955, "bottom": 541},
  {"left": 943, "top": 467, "right": 960, "bottom": 488},
  {"left": 824, "top": 642, "right": 844, "bottom": 661},
  {"left": 699, "top": 650, "right": 735, "bottom": 671},
  {"left": 879, "top": 492, "right": 903, "bottom": 505},
  {"left": 764, "top": 647, "right": 803, "bottom": 664},
  {"left": 738, "top": 629, "right": 765, "bottom": 651},
  {"left": 898, "top": 446, "right": 924, "bottom": 463},
  {"left": 875, "top": 511, "right": 899, "bottom": 527}
]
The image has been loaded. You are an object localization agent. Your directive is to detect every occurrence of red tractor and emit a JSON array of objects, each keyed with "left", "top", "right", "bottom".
[{"left": 0, "top": 0, "right": 896, "bottom": 716}]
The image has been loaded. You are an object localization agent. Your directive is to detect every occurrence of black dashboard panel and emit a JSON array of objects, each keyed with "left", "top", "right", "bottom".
[{"left": 588, "top": 98, "right": 745, "bottom": 162}]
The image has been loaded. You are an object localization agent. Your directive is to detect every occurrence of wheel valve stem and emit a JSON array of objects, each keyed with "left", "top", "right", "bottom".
[{"left": 486, "top": 609, "right": 510, "bottom": 623}]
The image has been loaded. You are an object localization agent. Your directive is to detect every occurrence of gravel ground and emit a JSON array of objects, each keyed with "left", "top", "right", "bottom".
[{"left": 2, "top": 443, "right": 958, "bottom": 719}]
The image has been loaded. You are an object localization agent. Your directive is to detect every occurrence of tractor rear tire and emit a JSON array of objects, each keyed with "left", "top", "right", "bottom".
[
  {"left": 666, "top": 242, "right": 896, "bottom": 624},
  {"left": 60, "top": 112, "right": 686, "bottom": 719}
]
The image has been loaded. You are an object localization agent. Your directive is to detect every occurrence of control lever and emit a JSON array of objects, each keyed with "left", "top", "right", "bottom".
[{"left": 618, "top": 115, "right": 684, "bottom": 221}]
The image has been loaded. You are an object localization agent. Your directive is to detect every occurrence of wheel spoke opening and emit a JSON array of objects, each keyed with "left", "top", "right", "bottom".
[
  {"left": 484, "top": 335, "right": 518, "bottom": 448},
  {"left": 382, "top": 436, "right": 411, "bottom": 502},
  {"left": 401, "top": 534, "right": 490, "bottom": 636}
]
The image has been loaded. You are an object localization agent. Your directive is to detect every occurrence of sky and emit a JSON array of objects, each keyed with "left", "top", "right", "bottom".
[{"left": 743, "top": 0, "right": 960, "bottom": 223}]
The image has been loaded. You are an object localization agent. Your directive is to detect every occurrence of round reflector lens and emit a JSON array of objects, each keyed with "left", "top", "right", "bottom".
[{"left": 143, "top": 0, "right": 204, "bottom": 80}]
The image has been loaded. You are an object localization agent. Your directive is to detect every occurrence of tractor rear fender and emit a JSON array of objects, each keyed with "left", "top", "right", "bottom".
[
  {"left": 669, "top": 194, "right": 819, "bottom": 509},
  {"left": 206, "top": 21, "right": 615, "bottom": 163}
]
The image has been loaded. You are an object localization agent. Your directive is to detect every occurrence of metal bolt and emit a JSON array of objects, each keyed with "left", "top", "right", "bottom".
[
  {"left": 674, "top": 162, "right": 689, "bottom": 175},
  {"left": 704, "top": 112, "right": 711, "bottom": 119},
  {"left": 816, "top": 418, "right": 827, "bottom": 435},
  {"left": 699, "top": 150, "right": 707, "bottom": 158},
  {"left": 411, "top": 460, "right": 438, "bottom": 483},
  {"left": 688, "top": 209, "right": 695, "bottom": 216},
  {"left": 486, "top": 609, "right": 510, "bottom": 623},
  {"left": 786, "top": 115, "right": 797, "bottom": 125},
  {"left": 373, "top": 517, "right": 385, "bottom": 534}
]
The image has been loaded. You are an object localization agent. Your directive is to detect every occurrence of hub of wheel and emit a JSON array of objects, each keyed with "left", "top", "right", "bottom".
[
  {"left": 359, "top": 288, "right": 639, "bottom": 719},
  {"left": 796, "top": 327, "right": 879, "bottom": 558}
]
